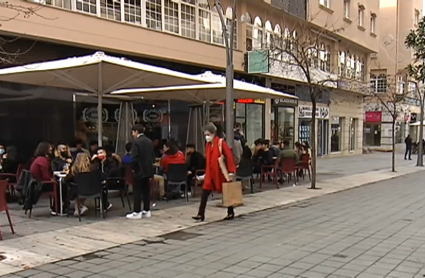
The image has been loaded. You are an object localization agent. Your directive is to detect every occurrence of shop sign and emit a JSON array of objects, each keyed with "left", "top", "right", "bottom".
[
  {"left": 365, "top": 111, "right": 382, "bottom": 123},
  {"left": 114, "top": 109, "right": 138, "bottom": 122},
  {"left": 237, "top": 99, "right": 265, "bottom": 104},
  {"left": 82, "top": 107, "right": 108, "bottom": 123},
  {"left": 143, "top": 109, "right": 163, "bottom": 123},
  {"left": 410, "top": 113, "right": 417, "bottom": 123},
  {"left": 273, "top": 98, "right": 298, "bottom": 107},
  {"left": 298, "top": 105, "right": 329, "bottom": 119}
]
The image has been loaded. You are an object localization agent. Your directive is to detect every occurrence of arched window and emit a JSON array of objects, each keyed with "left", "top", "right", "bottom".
[
  {"left": 245, "top": 13, "right": 253, "bottom": 50},
  {"left": 273, "top": 24, "right": 282, "bottom": 59},
  {"left": 339, "top": 51, "right": 345, "bottom": 76},
  {"left": 290, "top": 30, "right": 297, "bottom": 51},
  {"left": 265, "top": 20, "right": 273, "bottom": 48},
  {"left": 181, "top": 0, "right": 197, "bottom": 39},
  {"left": 146, "top": 0, "right": 162, "bottom": 30},
  {"left": 225, "top": 7, "right": 237, "bottom": 49},
  {"left": 253, "top": 16, "right": 263, "bottom": 49},
  {"left": 283, "top": 28, "right": 290, "bottom": 50},
  {"left": 211, "top": 3, "right": 224, "bottom": 44},
  {"left": 198, "top": 0, "right": 212, "bottom": 42},
  {"left": 164, "top": 0, "right": 179, "bottom": 34}
]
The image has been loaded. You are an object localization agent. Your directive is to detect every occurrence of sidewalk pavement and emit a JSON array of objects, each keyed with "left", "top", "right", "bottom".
[{"left": 0, "top": 153, "right": 423, "bottom": 276}]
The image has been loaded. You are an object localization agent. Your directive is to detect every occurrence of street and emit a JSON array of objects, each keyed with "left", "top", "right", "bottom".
[{"left": 5, "top": 170, "right": 425, "bottom": 278}]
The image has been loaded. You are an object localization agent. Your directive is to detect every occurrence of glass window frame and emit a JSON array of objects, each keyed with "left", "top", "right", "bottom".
[
  {"left": 274, "top": 106, "right": 295, "bottom": 147},
  {"left": 235, "top": 102, "right": 265, "bottom": 145}
]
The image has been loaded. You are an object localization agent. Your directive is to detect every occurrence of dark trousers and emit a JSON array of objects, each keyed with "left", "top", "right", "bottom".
[
  {"left": 134, "top": 177, "right": 151, "bottom": 213},
  {"left": 198, "top": 189, "right": 234, "bottom": 216},
  {"left": 102, "top": 187, "right": 109, "bottom": 208},
  {"left": 405, "top": 147, "right": 412, "bottom": 159}
]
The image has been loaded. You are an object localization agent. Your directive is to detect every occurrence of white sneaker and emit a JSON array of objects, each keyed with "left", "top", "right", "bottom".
[
  {"left": 80, "top": 206, "right": 88, "bottom": 215},
  {"left": 142, "top": 210, "right": 151, "bottom": 218},
  {"left": 126, "top": 212, "right": 142, "bottom": 220}
]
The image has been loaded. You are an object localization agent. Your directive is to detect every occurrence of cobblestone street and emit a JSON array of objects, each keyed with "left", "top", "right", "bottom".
[{"left": 5, "top": 169, "right": 425, "bottom": 278}]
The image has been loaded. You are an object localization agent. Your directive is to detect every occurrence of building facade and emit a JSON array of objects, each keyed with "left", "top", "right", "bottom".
[
  {"left": 2, "top": 0, "right": 379, "bottom": 156},
  {"left": 368, "top": 0, "right": 423, "bottom": 149}
]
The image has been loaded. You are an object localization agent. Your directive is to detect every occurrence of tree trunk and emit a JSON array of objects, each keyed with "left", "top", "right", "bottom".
[
  {"left": 391, "top": 118, "right": 396, "bottom": 172},
  {"left": 310, "top": 98, "right": 317, "bottom": 189},
  {"left": 417, "top": 100, "right": 424, "bottom": 167}
]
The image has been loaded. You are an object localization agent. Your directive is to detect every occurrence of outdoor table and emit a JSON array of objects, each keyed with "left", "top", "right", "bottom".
[{"left": 53, "top": 171, "right": 67, "bottom": 217}]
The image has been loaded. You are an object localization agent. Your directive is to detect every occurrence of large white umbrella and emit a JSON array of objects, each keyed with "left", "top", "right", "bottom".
[
  {"left": 0, "top": 52, "right": 214, "bottom": 144},
  {"left": 111, "top": 71, "right": 297, "bottom": 102}
]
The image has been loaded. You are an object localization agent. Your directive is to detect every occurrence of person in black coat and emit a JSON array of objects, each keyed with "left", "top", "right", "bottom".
[
  {"left": 126, "top": 124, "right": 155, "bottom": 220},
  {"left": 186, "top": 144, "right": 206, "bottom": 192},
  {"left": 405, "top": 134, "right": 413, "bottom": 160}
]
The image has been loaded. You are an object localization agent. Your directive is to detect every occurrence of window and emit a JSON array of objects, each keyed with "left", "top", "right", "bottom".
[
  {"left": 358, "top": 5, "right": 365, "bottom": 27},
  {"left": 339, "top": 51, "right": 345, "bottom": 77},
  {"left": 319, "top": 0, "right": 330, "bottom": 8},
  {"left": 415, "top": 9, "right": 420, "bottom": 25},
  {"left": 283, "top": 28, "right": 290, "bottom": 50},
  {"left": 371, "top": 74, "right": 387, "bottom": 93},
  {"left": 370, "top": 13, "right": 376, "bottom": 34},
  {"left": 100, "top": 0, "right": 121, "bottom": 21},
  {"left": 211, "top": 5, "right": 223, "bottom": 45},
  {"left": 408, "top": 81, "right": 417, "bottom": 94},
  {"left": 265, "top": 21, "right": 273, "bottom": 48},
  {"left": 76, "top": 0, "right": 96, "bottom": 14},
  {"left": 146, "top": 0, "right": 162, "bottom": 30},
  {"left": 325, "top": 45, "right": 331, "bottom": 71},
  {"left": 181, "top": 0, "right": 196, "bottom": 39},
  {"left": 273, "top": 24, "right": 282, "bottom": 59},
  {"left": 245, "top": 13, "right": 253, "bottom": 50},
  {"left": 198, "top": 2, "right": 211, "bottom": 43},
  {"left": 344, "top": 0, "right": 350, "bottom": 19},
  {"left": 318, "top": 43, "right": 326, "bottom": 71},
  {"left": 225, "top": 7, "right": 237, "bottom": 49},
  {"left": 124, "top": 0, "right": 142, "bottom": 25},
  {"left": 253, "top": 17, "right": 263, "bottom": 49},
  {"left": 164, "top": 0, "right": 179, "bottom": 34},
  {"left": 331, "top": 117, "right": 343, "bottom": 152},
  {"left": 346, "top": 54, "right": 355, "bottom": 79},
  {"left": 397, "top": 75, "right": 405, "bottom": 95}
]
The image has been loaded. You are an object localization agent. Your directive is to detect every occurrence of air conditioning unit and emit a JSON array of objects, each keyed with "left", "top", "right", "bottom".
[{"left": 370, "top": 53, "right": 378, "bottom": 59}]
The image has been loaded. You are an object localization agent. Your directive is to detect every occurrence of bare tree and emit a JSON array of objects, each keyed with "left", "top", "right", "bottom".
[
  {"left": 268, "top": 14, "right": 360, "bottom": 189},
  {"left": 0, "top": 1, "right": 46, "bottom": 64},
  {"left": 365, "top": 74, "right": 407, "bottom": 172}
]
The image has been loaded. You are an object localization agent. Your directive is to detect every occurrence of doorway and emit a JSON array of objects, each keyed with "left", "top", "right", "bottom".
[{"left": 317, "top": 120, "right": 329, "bottom": 156}]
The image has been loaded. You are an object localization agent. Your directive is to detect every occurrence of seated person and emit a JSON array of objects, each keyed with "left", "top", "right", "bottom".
[
  {"left": 185, "top": 143, "right": 205, "bottom": 191},
  {"left": 91, "top": 147, "right": 120, "bottom": 211},
  {"left": 122, "top": 142, "right": 132, "bottom": 166},
  {"left": 295, "top": 142, "right": 304, "bottom": 157},
  {"left": 64, "top": 153, "right": 95, "bottom": 216},
  {"left": 270, "top": 141, "right": 281, "bottom": 159},
  {"left": 252, "top": 140, "right": 274, "bottom": 174},
  {"left": 70, "top": 139, "right": 90, "bottom": 159},
  {"left": 160, "top": 141, "right": 185, "bottom": 173},
  {"left": 51, "top": 143, "right": 72, "bottom": 172},
  {"left": 277, "top": 140, "right": 299, "bottom": 164},
  {"left": 242, "top": 141, "right": 253, "bottom": 160},
  {"left": 30, "top": 142, "right": 61, "bottom": 216},
  {"left": 1, "top": 146, "right": 20, "bottom": 176}
]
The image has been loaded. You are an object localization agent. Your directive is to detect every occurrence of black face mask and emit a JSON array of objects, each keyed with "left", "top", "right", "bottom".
[{"left": 60, "top": 151, "right": 68, "bottom": 158}]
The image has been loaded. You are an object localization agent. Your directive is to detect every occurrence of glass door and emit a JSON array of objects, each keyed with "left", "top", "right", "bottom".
[{"left": 317, "top": 120, "right": 329, "bottom": 156}]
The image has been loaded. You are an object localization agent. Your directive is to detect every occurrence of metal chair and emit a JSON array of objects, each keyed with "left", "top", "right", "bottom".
[
  {"left": 236, "top": 159, "right": 255, "bottom": 193},
  {"left": 279, "top": 158, "right": 298, "bottom": 185},
  {"left": 260, "top": 161, "right": 279, "bottom": 190},
  {"left": 106, "top": 168, "right": 131, "bottom": 211},
  {"left": 73, "top": 171, "right": 104, "bottom": 221},
  {"left": 0, "top": 180, "right": 15, "bottom": 240},
  {"left": 296, "top": 154, "right": 311, "bottom": 181},
  {"left": 167, "top": 164, "right": 189, "bottom": 202},
  {"left": 0, "top": 163, "right": 26, "bottom": 201}
]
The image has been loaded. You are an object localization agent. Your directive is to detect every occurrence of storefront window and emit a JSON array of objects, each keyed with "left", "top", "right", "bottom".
[
  {"left": 348, "top": 118, "right": 357, "bottom": 151},
  {"left": 331, "top": 117, "right": 343, "bottom": 152},
  {"left": 246, "top": 104, "right": 264, "bottom": 144},
  {"left": 276, "top": 107, "right": 295, "bottom": 145},
  {"left": 298, "top": 119, "right": 311, "bottom": 144}
]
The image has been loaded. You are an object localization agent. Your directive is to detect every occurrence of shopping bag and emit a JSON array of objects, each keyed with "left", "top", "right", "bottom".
[{"left": 222, "top": 181, "right": 243, "bottom": 207}]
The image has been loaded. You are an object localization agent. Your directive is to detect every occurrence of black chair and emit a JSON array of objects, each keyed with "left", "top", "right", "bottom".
[
  {"left": 106, "top": 167, "right": 131, "bottom": 211},
  {"left": 72, "top": 171, "right": 104, "bottom": 222},
  {"left": 167, "top": 164, "right": 189, "bottom": 202},
  {"left": 236, "top": 159, "right": 255, "bottom": 194}
]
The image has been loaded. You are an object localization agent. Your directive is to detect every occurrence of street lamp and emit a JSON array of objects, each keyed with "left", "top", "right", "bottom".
[{"left": 212, "top": 0, "right": 237, "bottom": 148}]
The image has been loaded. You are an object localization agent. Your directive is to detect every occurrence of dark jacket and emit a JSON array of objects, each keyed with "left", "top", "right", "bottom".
[
  {"left": 405, "top": 136, "right": 413, "bottom": 147},
  {"left": 51, "top": 157, "right": 70, "bottom": 172},
  {"left": 94, "top": 156, "right": 121, "bottom": 180},
  {"left": 279, "top": 147, "right": 299, "bottom": 162},
  {"left": 253, "top": 149, "right": 274, "bottom": 166},
  {"left": 131, "top": 134, "right": 155, "bottom": 179},
  {"left": 187, "top": 151, "right": 206, "bottom": 173},
  {"left": 18, "top": 169, "right": 43, "bottom": 210}
]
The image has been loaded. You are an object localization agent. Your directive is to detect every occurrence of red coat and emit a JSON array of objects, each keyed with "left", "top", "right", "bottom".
[
  {"left": 203, "top": 137, "right": 236, "bottom": 193},
  {"left": 160, "top": 151, "right": 186, "bottom": 173},
  {"left": 30, "top": 156, "right": 53, "bottom": 182}
]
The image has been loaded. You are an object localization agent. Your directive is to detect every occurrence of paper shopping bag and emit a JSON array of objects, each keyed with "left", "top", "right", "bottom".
[{"left": 222, "top": 181, "right": 243, "bottom": 207}]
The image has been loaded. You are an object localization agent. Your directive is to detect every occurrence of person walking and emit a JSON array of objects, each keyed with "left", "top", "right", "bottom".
[
  {"left": 192, "top": 123, "right": 236, "bottom": 222},
  {"left": 126, "top": 124, "right": 155, "bottom": 220},
  {"left": 405, "top": 134, "right": 413, "bottom": 160}
]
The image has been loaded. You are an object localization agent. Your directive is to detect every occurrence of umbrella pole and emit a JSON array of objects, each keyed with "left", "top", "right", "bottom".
[
  {"left": 97, "top": 63, "right": 103, "bottom": 147},
  {"left": 168, "top": 99, "right": 171, "bottom": 138}
]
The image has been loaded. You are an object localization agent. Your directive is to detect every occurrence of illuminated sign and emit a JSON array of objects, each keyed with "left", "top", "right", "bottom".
[{"left": 237, "top": 99, "right": 266, "bottom": 104}]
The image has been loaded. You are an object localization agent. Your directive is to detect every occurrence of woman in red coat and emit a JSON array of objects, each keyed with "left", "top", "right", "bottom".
[{"left": 193, "top": 123, "right": 236, "bottom": 221}]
